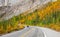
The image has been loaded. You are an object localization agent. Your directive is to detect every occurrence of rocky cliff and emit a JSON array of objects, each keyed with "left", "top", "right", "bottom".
[{"left": 0, "top": 0, "right": 53, "bottom": 21}]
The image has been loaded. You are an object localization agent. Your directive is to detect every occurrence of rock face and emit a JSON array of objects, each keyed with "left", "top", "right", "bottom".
[{"left": 0, "top": 0, "right": 52, "bottom": 21}]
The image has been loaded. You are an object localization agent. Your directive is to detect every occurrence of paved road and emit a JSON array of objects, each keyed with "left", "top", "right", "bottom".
[
  {"left": 0, "top": 26, "right": 60, "bottom": 37},
  {"left": 0, "top": 26, "right": 45, "bottom": 37}
]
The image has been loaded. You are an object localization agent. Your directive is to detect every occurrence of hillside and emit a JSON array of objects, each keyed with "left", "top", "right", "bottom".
[
  {"left": 0, "top": 0, "right": 60, "bottom": 35},
  {"left": 19, "top": 1, "right": 60, "bottom": 31}
]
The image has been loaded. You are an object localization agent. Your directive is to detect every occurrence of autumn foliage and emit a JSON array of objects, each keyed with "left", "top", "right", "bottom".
[{"left": 0, "top": 1, "right": 60, "bottom": 35}]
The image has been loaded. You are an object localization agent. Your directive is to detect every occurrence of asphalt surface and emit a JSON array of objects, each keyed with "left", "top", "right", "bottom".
[
  {"left": 0, "top": 26, "right": 60, "bottom": 37},
  {"left": 0, "top": 26, "right": 45, "bottom": 37}
]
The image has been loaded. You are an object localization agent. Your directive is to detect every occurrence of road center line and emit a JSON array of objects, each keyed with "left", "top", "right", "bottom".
[{"left": 20, "top": 28, "right": 35, "bottom": 37}]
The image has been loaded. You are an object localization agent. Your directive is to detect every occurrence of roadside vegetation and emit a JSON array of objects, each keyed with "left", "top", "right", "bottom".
[
  {"left": 20, "top": 1, "right": 60, "bottom": 31},
  {"left": 0, "top": 1, "right": 60, "bottom": 35}
]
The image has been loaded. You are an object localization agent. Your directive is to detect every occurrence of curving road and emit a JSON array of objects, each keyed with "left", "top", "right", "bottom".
[{"left": 0, "top": 26, "right": 60, "bottom": 37}]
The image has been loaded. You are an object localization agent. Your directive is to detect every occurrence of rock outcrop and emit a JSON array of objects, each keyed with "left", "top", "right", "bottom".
[{"left": 0, "top": 0, "right": 53, "bottom": 21}]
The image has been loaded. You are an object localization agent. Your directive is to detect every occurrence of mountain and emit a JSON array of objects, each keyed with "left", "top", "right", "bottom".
[{"left": 0, "top": 0, "right": 52, "bottom": 21}]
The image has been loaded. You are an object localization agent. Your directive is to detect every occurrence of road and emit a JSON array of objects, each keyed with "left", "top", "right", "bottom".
[{"left": 0, "top": 26, "right": 60, "bottom": 37}]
